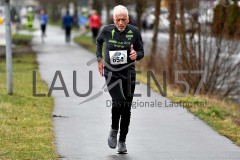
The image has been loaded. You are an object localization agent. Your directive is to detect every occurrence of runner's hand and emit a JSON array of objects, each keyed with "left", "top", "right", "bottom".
[
  {"left": 98, "top": 61, "right": 104, "bottom": 76},
  {"left": 129, "top": 44, "right": 137, "bottom": 60}
]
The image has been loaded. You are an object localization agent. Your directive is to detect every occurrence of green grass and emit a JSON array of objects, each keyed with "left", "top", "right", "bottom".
[
  {"left": 48, "top": 21, "right": 62, "bottom": 28},
  {"left": 74, "top": 34, "right": 240, "bottom": 146},
  {"left": 19, "top": 25, "right": 37, "bottom": 32},
  {"left": 12, "top": 34, "right": 32, "bottom": 41},
  {"left": 74, "top": 35, "right": 96, "bottom": 53},
  {"left": 12, "top": 34, "right": 33, "bottom": 45},
  {"left": 0, "top": 50, "right": 58, "bottom": 159}
]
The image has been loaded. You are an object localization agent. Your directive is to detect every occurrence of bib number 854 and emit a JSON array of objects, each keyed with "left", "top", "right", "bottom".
[{"left": 113, "top": 57, "right": 124, "bottom": 63}]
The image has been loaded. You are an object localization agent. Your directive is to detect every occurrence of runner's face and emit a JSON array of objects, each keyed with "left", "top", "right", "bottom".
[{"left": 113, "top": 12, "right": 129, "bottom": 32}]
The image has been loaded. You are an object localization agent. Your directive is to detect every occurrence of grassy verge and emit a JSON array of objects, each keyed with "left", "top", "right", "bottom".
[
  {"left": 74, "top": 35, "right": 96, "bottom": 53},
  {"left": 12, "top": 34, "right": 33, "bottom": 45},
  {"left": 74, "top": 34, "right": 240, "bottom": 146},
  {"left": 0, "top": 47, "right": 58, "bottom": 158},
  {"left": 12, "top": 34, "right": 33, "bottom": 41},
  {"left": 48, "top": 21, "right": 62, "bottom": 28},
  {"left": 19, "top": 26, "right": 37, "bottom": 32}
]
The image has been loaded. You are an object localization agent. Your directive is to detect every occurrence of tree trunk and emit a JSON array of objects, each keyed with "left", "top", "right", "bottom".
[
  {"left": 135, "top": 0, "right": 147, "bottom": 31},
  {"left": 148, "top": 0, "right": 161, "bottom": 69},
  {"left": 93, "top": 0, "right": 102, "bottom": 16},
  {"left": 178, "top": 0, "right": 189, "bottom": 70},
  {"left": 106, "top": 2, "right": 111, "bottom": 24},
  {"left": 168, "top": 0, "right": 176, "bottom": 84}
]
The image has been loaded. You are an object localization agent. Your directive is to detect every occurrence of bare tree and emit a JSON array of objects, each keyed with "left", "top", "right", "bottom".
[
  {"left": 174, "top": 0, "right": 240, "bottom": 100},
  {"left": 178, "top": 0, "right": 189, "bottom": 70},
  {"left": 167, "top": 0, "right": 177, "bottom": 84},
  {"left": 93, "top": 0, "right": 103, "bottom": 15},
  {"left": 102, "top": 0, "right": 133, "bottom": 24},
  {"left": 38, "top": 0, "right": 67, "bottom": 22},
  {"left": 113, "top": 0, "right": 130, "bottom": 5},
  {"left": 135, "top": 0, "right": 147, "bottom": 31},
  {"left": 148, "top": 0, "right": 161, "bottom": 69}
]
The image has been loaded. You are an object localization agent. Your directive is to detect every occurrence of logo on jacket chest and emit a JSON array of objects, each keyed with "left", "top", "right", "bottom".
[{"left": 126, "top": 30, "right": 134, "bottom": 40}]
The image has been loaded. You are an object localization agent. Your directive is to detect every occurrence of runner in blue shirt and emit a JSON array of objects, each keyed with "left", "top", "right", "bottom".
[
  {"left": 63, "top": 11, "right": 73, "bottom": 43},
  {"left": 39, "top": 10, "right": 48, "bottom": 37}
]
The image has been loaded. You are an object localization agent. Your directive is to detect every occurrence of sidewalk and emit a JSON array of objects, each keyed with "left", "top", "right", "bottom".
[{"left": 32, "top": 26, "right": 240, "bottom": 160}]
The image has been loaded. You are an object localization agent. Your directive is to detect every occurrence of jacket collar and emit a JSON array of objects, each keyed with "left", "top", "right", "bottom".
[{"left": 114, "top": 24, "right": 129, "bottom": 34}]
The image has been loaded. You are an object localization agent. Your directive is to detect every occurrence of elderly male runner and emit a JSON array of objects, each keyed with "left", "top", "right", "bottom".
[{"left": 96, "top": 5, "right": 144, "bottom": 153}]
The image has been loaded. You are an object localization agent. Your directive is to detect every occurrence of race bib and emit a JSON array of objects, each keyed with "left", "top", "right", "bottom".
[{"left": 109, "top": 50, "right": 127, "bottom": 65}]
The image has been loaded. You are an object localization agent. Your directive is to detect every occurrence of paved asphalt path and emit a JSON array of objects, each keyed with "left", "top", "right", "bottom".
[{"left": 32, "top": 26, "right": 240, "bottom": 160}]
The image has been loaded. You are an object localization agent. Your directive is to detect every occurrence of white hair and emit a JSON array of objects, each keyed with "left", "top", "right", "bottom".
[{"left": 113, "top": 5, "right": 128, "bottom": 19}]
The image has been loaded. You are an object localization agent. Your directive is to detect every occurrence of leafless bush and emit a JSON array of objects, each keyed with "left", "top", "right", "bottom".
[{"left": 175, "top": 0, "right": 240, "bottom": 99}]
